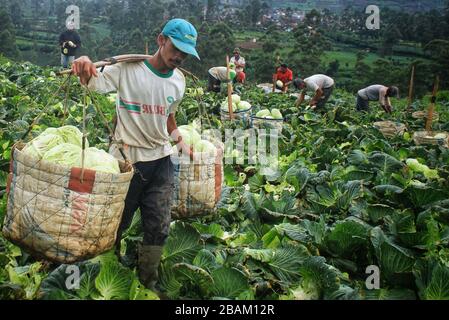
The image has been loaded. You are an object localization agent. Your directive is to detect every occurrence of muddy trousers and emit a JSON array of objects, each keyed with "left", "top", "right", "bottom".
[
  {"left": 115, "top": 156, "right": 174, "bottom": 289},
  {"left": 115, "top": 156, "right": 174, "bottom": 247}
]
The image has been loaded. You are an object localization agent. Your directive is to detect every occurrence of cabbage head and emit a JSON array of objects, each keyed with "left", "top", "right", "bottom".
[
  {"left": 271, "top": 108, "right": 283, "bottom": 119},
  {"left": 221, "top": 101, "right": 238, "bottom": 112},
  {"left": 229, "top": 94, "right": 241, "bottom": 104},
  {"left": 406, "top": 158, "right": 439, "bottom": 179},
  {"left": 56, "top": 125, "right": 87, "bottom": 148},
  {"left": 84, "top": 147, "right": 120, "bottom": 174},
  {"left": 238, "top": 101, "right": 251, "bottom": 111},
  {"left": 255, "top": 109, "right": 271, "bottom": 118},
  {"left": 194, "top": 140, "right": 217, "bottom": 154},
  {"left": 178, "top": 125, "right": 202, "bottom": 147},
  {"left": 23, "top": 133, "right": 64, "bottom": 159},
  {"left": 42, "top": 143, "right": 82, "bottom": 167}
]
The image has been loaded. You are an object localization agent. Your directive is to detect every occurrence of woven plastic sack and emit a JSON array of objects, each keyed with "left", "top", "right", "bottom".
[
  {"left": 373, "top": 121, "right": 406, "bottom": 138},
  {"left": 412, "top": 111, "right": 439, "bottom": 121},
  {"left": 171, "top": 141, "right": 224, "bottom": 220},
  {"left": 413, "top": 131, "right": 449, "bottom": 148},
  {"left": 2, "top": 143, "right": 133, "bottom": 263}
]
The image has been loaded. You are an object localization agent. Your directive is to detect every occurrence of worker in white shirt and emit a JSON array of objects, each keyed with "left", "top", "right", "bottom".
[
  {"left": 230, "top": 48, "right": 246, "bottom": 83},
  {"left": 294, "top": 74, "right": 335, "bottom": 110},
  {"left": 207, "top": 63, "right": 236, "bottom": 92},
  {"left": 71, "top": 18, "right": 200, "bottom": 292}
]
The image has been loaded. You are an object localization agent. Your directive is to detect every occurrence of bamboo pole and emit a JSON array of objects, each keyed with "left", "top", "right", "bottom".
[
  {"left": 145, "top": 41, "right": 149, "bottom": 55},
  {"left": 406, "top": 65, "right": 415, "bottom": 112},
  {"left": 425, "top": 76, "right": 439, "bottom": 132},
  {"left": 272, "top": 55, "right": 280, "bottom": 93},
  {"left": 226, "top": 55, "right": 234, "bottom": 120},
  {"left": 58, "top": 54, "right": 199, "bottom": 81}
]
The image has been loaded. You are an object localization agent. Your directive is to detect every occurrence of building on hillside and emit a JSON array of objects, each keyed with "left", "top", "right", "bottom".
[{"left": 219, "top": 0, "right": 245, "bottom": 8}]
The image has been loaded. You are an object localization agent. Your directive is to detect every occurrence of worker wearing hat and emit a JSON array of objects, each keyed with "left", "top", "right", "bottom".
[
  {"left": 71, "top": 18, "right": 200, "bottom": 293},
  {"left": 230, "top": 48, "right": 246, "bottom": 83},
  {"left": 207, "top": 63, "right": 236, "bottom": 92},
  {"left": 356, "top": 85, "right": 399, "bottom": 113}
]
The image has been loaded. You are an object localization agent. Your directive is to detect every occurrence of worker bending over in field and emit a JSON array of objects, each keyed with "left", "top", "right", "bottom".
[
  {"left": 207, "top": 63, "right": 236, "bottom": 93},
  {"left": 274, "top": 63, "right": 294, "bottom": 92},
  {"left": 230, "top": 48, "right": 246, "bottom": 83},
  {"left": 71, "top": 18, "right": 199, "bottom": 292},
  {"left": 294, "top": 74, "right": 335, "bottom": 110},
  {"left": 356, "top": 84, "right": 399, "bottom": 114}
]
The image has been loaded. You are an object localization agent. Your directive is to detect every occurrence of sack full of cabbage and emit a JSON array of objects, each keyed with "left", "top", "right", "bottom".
[
  {"left": 220, "top": 94, "right": 252, "bottom": 126},
  {"left": 220, "top": 94, "right": 252, "bottom": 113},
  {"left": 174, "top": 124, "right": 218, "bottom": 157},
  {"left": 4, "top": 126, "right": 134, "bottom": 263},
  {"left": 255, "top": 108, "right": 283, "bottom": 119},
  {"left": 171, "top": 126, "right": 224, "bottom": 220},
  {"left": 22, "top": 125, "right": 120, "bottom": 174},
  {"left": 252, "top": 108, "right": 284, "bottom": 131}
]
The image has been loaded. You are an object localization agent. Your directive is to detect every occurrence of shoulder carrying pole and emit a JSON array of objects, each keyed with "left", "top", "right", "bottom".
[{"left": 226, "top": 55, "right": 234, "bottom": 120}]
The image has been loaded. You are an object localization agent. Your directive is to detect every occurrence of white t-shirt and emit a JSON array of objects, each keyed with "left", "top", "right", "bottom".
[
  {"left": 230, "top": 56, "right": 246, "bottom": 73},
  {"left": 209, "top": 67, "right": 230, "bottom": 81},
  {"left": 87, "top": 59, "right": 185, "bottom": 163},
  {"left": 304, "top": 74, "right": 334, "bottom": 92}
]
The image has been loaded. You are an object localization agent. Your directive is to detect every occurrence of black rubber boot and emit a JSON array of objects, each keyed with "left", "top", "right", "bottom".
[{"left": 138, "top": 245, "right": 163, "bottom": 291}]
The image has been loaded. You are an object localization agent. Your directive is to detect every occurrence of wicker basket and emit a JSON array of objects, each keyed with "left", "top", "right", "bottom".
[
  {"left": 413, "top": 131, "right": 449, "bottom": 148},
  {"left": 412, "top": 111, "right": 439, "bottom": 121},
  {"left": 3, "top": 143, "right": 134, "bottom": 263},
  {"left": 373, "top": 121, "right": 406, "bottom": 138}
]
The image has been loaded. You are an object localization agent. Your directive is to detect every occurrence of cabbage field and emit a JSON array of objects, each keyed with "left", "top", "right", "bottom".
[{"left": 1, "top": 58, "right": 449, "bottom": 300}]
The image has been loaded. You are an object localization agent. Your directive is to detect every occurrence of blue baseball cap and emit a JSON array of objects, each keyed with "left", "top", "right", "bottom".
[{"left": 162, "top": 18, "right": 200, "bottom": 60}]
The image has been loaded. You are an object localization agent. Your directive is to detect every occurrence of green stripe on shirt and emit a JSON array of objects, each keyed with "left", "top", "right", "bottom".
[{"left": 119, "top": 99, "right": 141, "bottom": 113}]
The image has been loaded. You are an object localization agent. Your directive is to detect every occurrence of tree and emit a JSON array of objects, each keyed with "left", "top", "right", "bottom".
[
  {"left": 249, "top": 51, "right": 277, "bottom": 83},
  {"left": 424, "top": 39, "right": 449, "bottom": 89},
  {"left": 128, "top": 28, "right": 145, "bottom": 54},
  {"left": 96, "top": 36, "right": 115, "bottom": 60},
  {"left": 288, "top": 23, "right": 330, "bottom": 76},
  {"left": 245, "top": 0, "right": 262, "bottom": 26},
  {"left": 206, "top": 0, "right": 218, "bottom": 22},
  {"left": 184, "top": 22, "right": 235, "bottom": 79},
  {"left": 0, "top": 9, "right": 19, "bottom": 59},
  {"left": 379, "top": 24, "right": 401, "bottom": 57},
  {"left": 9, "top": 0, "right": 23, "bottom": 28},
  {"left": 326, "top": 60, "right": 340, "bottom": 78}
]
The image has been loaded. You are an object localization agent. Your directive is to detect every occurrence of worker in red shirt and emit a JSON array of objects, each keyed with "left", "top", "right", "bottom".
[{"left": 274, "top": 64, "right": 293, "bottom": 92}]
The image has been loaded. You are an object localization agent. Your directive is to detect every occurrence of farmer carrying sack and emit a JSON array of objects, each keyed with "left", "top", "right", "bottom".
[{"left": 2, "top": 77, "right": 134, "bottom": 263}]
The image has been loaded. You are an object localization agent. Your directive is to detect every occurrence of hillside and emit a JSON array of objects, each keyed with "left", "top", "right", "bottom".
[{"left": 270, "top": 0, "right": 447, "bottom": 12}]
